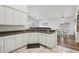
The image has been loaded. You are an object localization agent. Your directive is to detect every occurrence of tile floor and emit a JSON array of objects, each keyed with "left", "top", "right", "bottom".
[{"left": 13, "top": 45, "right": 79, "bottom": 53}]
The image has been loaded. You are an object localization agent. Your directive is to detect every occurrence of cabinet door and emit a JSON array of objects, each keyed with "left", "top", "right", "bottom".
[
  {"left": 0, "top": 6, "right": 5, "bottom": 24},
  {"left": 20, "top": 13, "right": 26, "bottom": 25},
  {"left": 15, "top": 33, "right": 28, "bottom": 49},
  {"left": 38, "top": 33, "right": 41, "bottom": 44},
  {"left": 15, "top": 35, "right": 23, "bottom": 48},
  {"left": 46, "top": 34, "right": 53, "bottom": 48},
  {"left": 22, "top": 33, "right": 28, "bottom": 45},
  {"left": 46, "top": 33, "right": 57, "bottom": 48},
  {"left": 19, "top": 34, "right": 27, "bottom": 46},
  {"left": 39, "top": 33, "right": 46, "bottom": 46},
  {"left": 52, "top": 32, "right": 57, "bottom": 46},
  {"left": 0, "top": 39, "right": 4, "bottom": 53},
  {"left": 28, "top": 33, "right": 38, "bottom": 44},
  {"left": 5, "top": 7, "right": 14, "bottom": 25},
  {"left": 4, "top": 37, "right": 15, "bottom": 53},
  {"left": 14, "top": 10, "right": 21, "bottom": 25}
]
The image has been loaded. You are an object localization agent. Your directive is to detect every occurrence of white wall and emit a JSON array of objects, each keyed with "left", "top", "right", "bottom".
[
  {"left": 39, "top": 16, "right": 75, "bottom": 35},
  {"left": 39, "top": 19, "right": 59, "bottom": 30}
]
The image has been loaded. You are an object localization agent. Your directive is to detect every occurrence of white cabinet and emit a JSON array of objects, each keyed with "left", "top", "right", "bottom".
[
  {"left": 46, "top": 32, "right": 57, "bottom": 48},
  {"left": 14, "top": 10, "right": 27, "bottom": 25},
  {"left": 53, "top": 31, "right": 57, "bottom": 46},
  {"left": 22, "top": 33, "right": 28, "bottom": 45},
  {"left": 38, "top": 33, "right": 41, "bottom": 44},
  {"left": 0, "top": 38, "right": 4, "bottom": 53},
  {"left": 6, "top": 5, "right": 27, "bottom": 12},
  {"left": 15, "top": 34, "right": 24, "bottom": 48},
  {"left": 46, "top": 34, "right": 54, "bottom": 48},
  {"left": 5, "top": 7, "right": 14, "bottom": 25},
  {"left": 4, "top": 36, "right": 16, "bottom": 53},
  {"left": 39, "top": 32, "right": 57, "bottom": 49},
  {"left": 0, "top": 6, "right": 27, "bottom": 25},
  {"left": 18, "top": 33, "right": 28, "bottom": 46},
  {"left": 0, "top": 33, "right": 28, "bottom": 53},
  {"left": 39, "top": 33, "right": 46, "bottom": 46},
  {"left": 15, "top": 33, "right": 28, "bottom": 49},
  {"left": 28, "top": 33, "right": 38, "bottom": 44},
  {"left": 0, "top": 6, "right": 27, "bottom": 26},
  {"left": 20, "top": 13, "right": 27, "bottom": 25},
  {"left": 0, "top": 6, "right": 5, "bottom": 24},
  {"left": 14, "top": 10, "right": 21, "bottom": 25}
]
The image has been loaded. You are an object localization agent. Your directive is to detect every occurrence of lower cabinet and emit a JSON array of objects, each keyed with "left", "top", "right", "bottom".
[
  {"left": 0, "top": 33, "right": 28, "bottom": 53},
  {"left": 39, "top": 33, "right": 46, "bottom": 46},
  {"left": 22, "top": 33, "right": 28, "bottom": 45},
  {"left": 15, "top": 35, "right": 23, "bottom": 49},
  {"left": 53, "top": 31, "right": 57, "bottom": 47},
  {"left": 39, "top": 32, "right": 57, "bottom": 49},
  {"left": 15, "top": 33, "right": 28, "bottom": 49},
  {"left": 4, "top": 36, "right": 16, "bottom": 53},
  {"left": 0, "top": 38, "right": 4, "bottom": 53},
  {"left": 0, "top": 32, "right": 57, "bottom": 53},
  {"left": 46, "top": 34, "right": 54, "bottom": 48},
  {"left": 47, "top": 32, "right": 57, "bottom": 48},
  {"left": 28, "top": 33, "right": 38, "bottom": 44}
]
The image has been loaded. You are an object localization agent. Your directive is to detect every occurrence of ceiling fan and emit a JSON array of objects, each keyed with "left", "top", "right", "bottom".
[{"left": 59, "top": 13, "right": 64, "bottom": 20}]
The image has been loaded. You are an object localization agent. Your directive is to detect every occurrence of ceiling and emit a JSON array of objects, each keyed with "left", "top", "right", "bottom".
[{"left": 28, "top": 5, "right": 77, "bottom": 21}]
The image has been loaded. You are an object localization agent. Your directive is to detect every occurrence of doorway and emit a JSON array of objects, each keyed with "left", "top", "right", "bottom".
[{"left": 57, "top": 30, "right": 79, "bottom": 51}]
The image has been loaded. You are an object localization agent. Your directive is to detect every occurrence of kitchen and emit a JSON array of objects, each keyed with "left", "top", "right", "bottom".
[{"left": 0, "top": 5, "right": 79, "bottom": 53}]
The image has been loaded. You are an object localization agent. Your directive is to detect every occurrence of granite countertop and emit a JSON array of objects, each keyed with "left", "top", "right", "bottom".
[
  {"left": 0, "top": 30, "right": 26, "bottom": 37},
  {"left": 0, "top": 29, "right": 55, "bottom": 37}
]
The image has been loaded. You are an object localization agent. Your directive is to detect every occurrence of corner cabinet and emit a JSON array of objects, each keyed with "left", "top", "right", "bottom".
[
  {"left": 39, "top": 33, "right": 46, "bottom": 46},
  {"left": 39, "top": 31, "right": 57, "bottom": 49},
  {"left": 28, "top": 33, "right": 39, "bottom": 44}
]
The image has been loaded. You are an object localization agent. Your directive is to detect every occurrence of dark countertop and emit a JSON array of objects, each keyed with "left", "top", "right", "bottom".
[{"left": 0, "top": 29, "right": 55, "bottom": 37}]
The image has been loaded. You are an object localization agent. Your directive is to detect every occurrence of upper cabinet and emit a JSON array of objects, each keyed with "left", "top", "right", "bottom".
[
  {"left": 0, "top": 5, "right": 27, "bottom": 26},
  {"left": 20, "top": 12, "right": 27, "bottom": 25},
  {"left": 14, "top": 10, "right": 21, "bottom": 25},
  {"left": 0, "top": 6, "right": 5, "bottom": 25},
  {"left": 5, "top": 7, "right": 14, "bottom": 25},
  {"left": 6, "top": 5, "right": 27, "bottom": 12}
]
